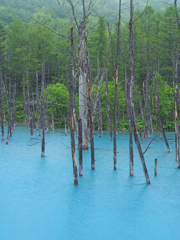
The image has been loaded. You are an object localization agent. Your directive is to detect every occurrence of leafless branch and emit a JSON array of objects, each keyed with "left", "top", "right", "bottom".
[
  {"left": 143, "top": 136, "right": 157, "bottom": 155},
  {"left": 132, "top": 0, "right": 149, "bottom": 23},
  {"left": 31, "top": 18, "right": 70, "bottom": 40},
  {"left": 56, "top": 0, "right": 78, "bottom": 31},
  {"left": 174, "top": 0, "right": 180, "bottom": 31}
]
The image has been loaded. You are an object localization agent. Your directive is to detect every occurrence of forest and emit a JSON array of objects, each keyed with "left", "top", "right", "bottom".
[
  {"left": 1, "top": 2, "right": 180, "bottom": 238},
  {"left": 0, "top": 1, "right": 179, "bottom": 132}
]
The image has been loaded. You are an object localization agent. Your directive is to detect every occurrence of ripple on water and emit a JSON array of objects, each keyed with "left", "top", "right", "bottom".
[{"left": 0, "top": 128, "right": 179, "bottom": 240}]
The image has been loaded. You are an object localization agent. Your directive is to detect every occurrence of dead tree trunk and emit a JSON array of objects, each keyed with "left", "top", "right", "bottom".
[
  {"left": 40, "top": 60, "right": 45, "bottom": 157},
  {"left": 45, "top": 90, "right": 49, "bottom": 132},
  {"left": 105, "top": 67, "right": 112, "bottom": 140},
  {"left": 83, "top": 28, "right": 95, "bottom": 169},
  {"left": 78, "top": 22, "right": 88, "bottom": 149},
  {"left": 175, "top": 0, "right": 180, "bottom": 31},
  {"left": 127, "top": 0, "right": 134, "bottom": 176},
  {"left": 113, "top": 0, "right": 121, "bottom": 170},
  {"left": 133, "top": 123, "right": 150, "bottom": 184},
  {"left": 139, "top": 91, "right": 148, "bottom": 139},
  {"left": 70, "top": 27, "right": 78, "bottom": 184},
  {"left": 50, "top": 91, "right": 54, "bottom": 131},
  {"left": 73, "top": 107, "right": 78, "bottom": 137},
  {"left": 154, "top": 72, "right": 170, "bottom": 153},
  {"left": 0, "top": 57, "right": 4, "bottom": 140},
  {"left": 26, "top": 64, "right": 30, "bottom": 126},
  {"left": 23, "top": 69, "right": 26, "bottom": 125},
  {"left": 12, "top": 84, "right": 16, "bottom": 126},
  {"left": 30, "top": 106, "right": 33, "bottom": 139},
  {"left": 174, "top": 45, "right": 180, "bottom": 168},
  {"left": 78, "top": 118, "right": 83, "bottom": 176},
  {"left": 118, "top": 106, "right": 121, "bottom": 132},
  {"left": 32, "top": 92, "right": 36, "bottom": 131},
  {"left": 35, "top": 70, "right": 40, "bottom": 135},
  {"left": 97, "top": 91, "right": 102, "bottom": 137}
]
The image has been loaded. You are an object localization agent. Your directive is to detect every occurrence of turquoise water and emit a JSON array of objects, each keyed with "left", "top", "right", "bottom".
[{"left": 0, "top": 127, "right": 180, "bottom": 240}]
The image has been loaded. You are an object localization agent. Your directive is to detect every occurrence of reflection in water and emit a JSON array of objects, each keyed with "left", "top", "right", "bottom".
[{"left": 0, "top": 128, "right": 179, "bottom": 240}]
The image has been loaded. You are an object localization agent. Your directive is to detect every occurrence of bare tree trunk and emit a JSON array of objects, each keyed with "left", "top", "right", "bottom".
[
  {"left": 139, "top": 91, "right": 148, "bottom": 139},
  {"left": 40, "top": 60, "right": 45, "bottom": 157},
  {"left": 133, "top": 123, "right": 150, "bottom": 184},
  {"left": 97, "top": 91, "right": 102, "bottom": 137},
  {"left": 26, "top": 64, "right": 30, "bottom": 125},
  {"left": 32, "top": 92, "right": 36, "bottom": 131},
  {"left": 174, "top": 45, "right": 180, "bottom": 168},
  {"left": 113, "top": 0, "right": 121, "bottom": 170},
  {"left": 5, "top": 74, "right": 10, "bottom": 141},
  {"left": 12, "top": 84, "right": 16, "bottom": 126},
  {"left": 105, "top": 67, "right": 112, "bottom": 140},
  {"left": 154, "top": 72, "right": 170, "bottom": 153},
  {"left": 175, "top": 0, "right": 180, "bottom": 31},
  {"left": 0, "top": 57, "right": 4, "bottom": 140},
  {"left": 23, "top": 70, "right": 26, "bottom": 125},
  {"left": 122, "top": 102, "right": 125, "bottom": 132},
  {"left": 45, "top": 90, "right": 49, "bottom": 132},
  {"left": 35, "top": 70, "right": 40, "bottom": 136},
  {"left": 30, "top": 105, "right": 33, "bottom": 139},
  {"left": 78, "top": 22, "right": 88, "bottom": 149},
  {"left": 118, "top": 106, "right": 121, "bottom": 132},
  {"left": 50, "top": 91, "right": 54, "bottom": 131},
  {"left": 70, "top": 27, "right": 78, "bottom": 184},
  {"left": 73, "top": 107, "right": 78, "bottom": 136},
  {"left": 155, "top": 159, "right": 157, "bottom": 176},
  {"left": 128, "top": 0, "right": 134, "bottom": 176},
  {"left": 78, "top": 118, "right": 83, "bottom": 176}
]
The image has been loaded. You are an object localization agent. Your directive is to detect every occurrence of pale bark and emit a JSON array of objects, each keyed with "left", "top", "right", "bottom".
[
  {"left": 70, "top": 27, "right": 78, "bottom": 184},
  {"left": 78, "top": 118, "right": 83, "bottom": 176},
  {"left": 113, "top": 0, "right": 121, "bottom": 170}
]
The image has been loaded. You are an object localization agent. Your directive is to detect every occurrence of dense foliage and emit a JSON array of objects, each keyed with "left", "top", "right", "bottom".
[{"left": 0, "top": 1, "right": 179, "bottom": 130}]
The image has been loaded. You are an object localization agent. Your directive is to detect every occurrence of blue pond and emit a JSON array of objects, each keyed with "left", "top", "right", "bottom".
[{"left": 0, "top": 127, "right": 180, "bottom": 240}]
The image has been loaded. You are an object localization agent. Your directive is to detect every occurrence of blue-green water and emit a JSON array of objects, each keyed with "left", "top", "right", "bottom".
[{"left": 0, "top": 127, "right": 180, "bottom": 240}]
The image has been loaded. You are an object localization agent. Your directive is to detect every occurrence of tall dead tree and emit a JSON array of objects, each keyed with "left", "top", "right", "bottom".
[
  {"left": 40, "top": 60, "right": 45, "bottom": 157},
  {"left": 139, "top": 91, "right": 148, "bottom": 139},
  {"left": 32, "top": 93, "right": 36, "bottom": 131},
  {"left": 0, "top": 58, "right": 4, "bottom": 140},
  {"left": 83, "top": 0, "right": 95, "bottom": 169},
  {"left": 127, "top": 0, "right": 150, "bottom": 183},
  {"left": 106, "top": 66, "right": 112, "bottom": 140},
  {"left": 50, "top": 91, "right": 54, "bottom": 131},
  {"left": 127, "top": 0, "right": 134, "bottom": 176},
  {"left": 26, "top": 64, "right": 30, "bottom": 125},
  {"left": 113, "top": 0, "right": 121, "bottom": 170},
  {"left": 174, "top": 45, "right": 180, "bottom": 168},
  {"left": 35, "top": 70, "right": 40, "bottom": 135},
  {"left": 78, "top": 118, "right": 83, "bottom": 176},
  {"left": 175, "top": 0, "right": 180, "bottom": 31},
  {"left": 70, "top": 27, "right": 78, "bottom": 184},
  {"left": 12, "top": 85, "right": 17, "bottom": 126},
  {"left": 23, "top": 68, "right": 26, "bottom": 124},
  {"left": 57, "top": 0, "right": 93, "bottom": 149}
]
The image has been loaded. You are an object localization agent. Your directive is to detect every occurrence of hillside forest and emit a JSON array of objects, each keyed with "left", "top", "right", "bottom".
[{"left": 1, "top": 0, "right": 180, "bottom": 183}]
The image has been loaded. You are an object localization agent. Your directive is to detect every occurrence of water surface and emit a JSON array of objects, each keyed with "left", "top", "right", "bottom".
[{"left": 0, "top": 127, "right": 179, "bottom": 240}]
